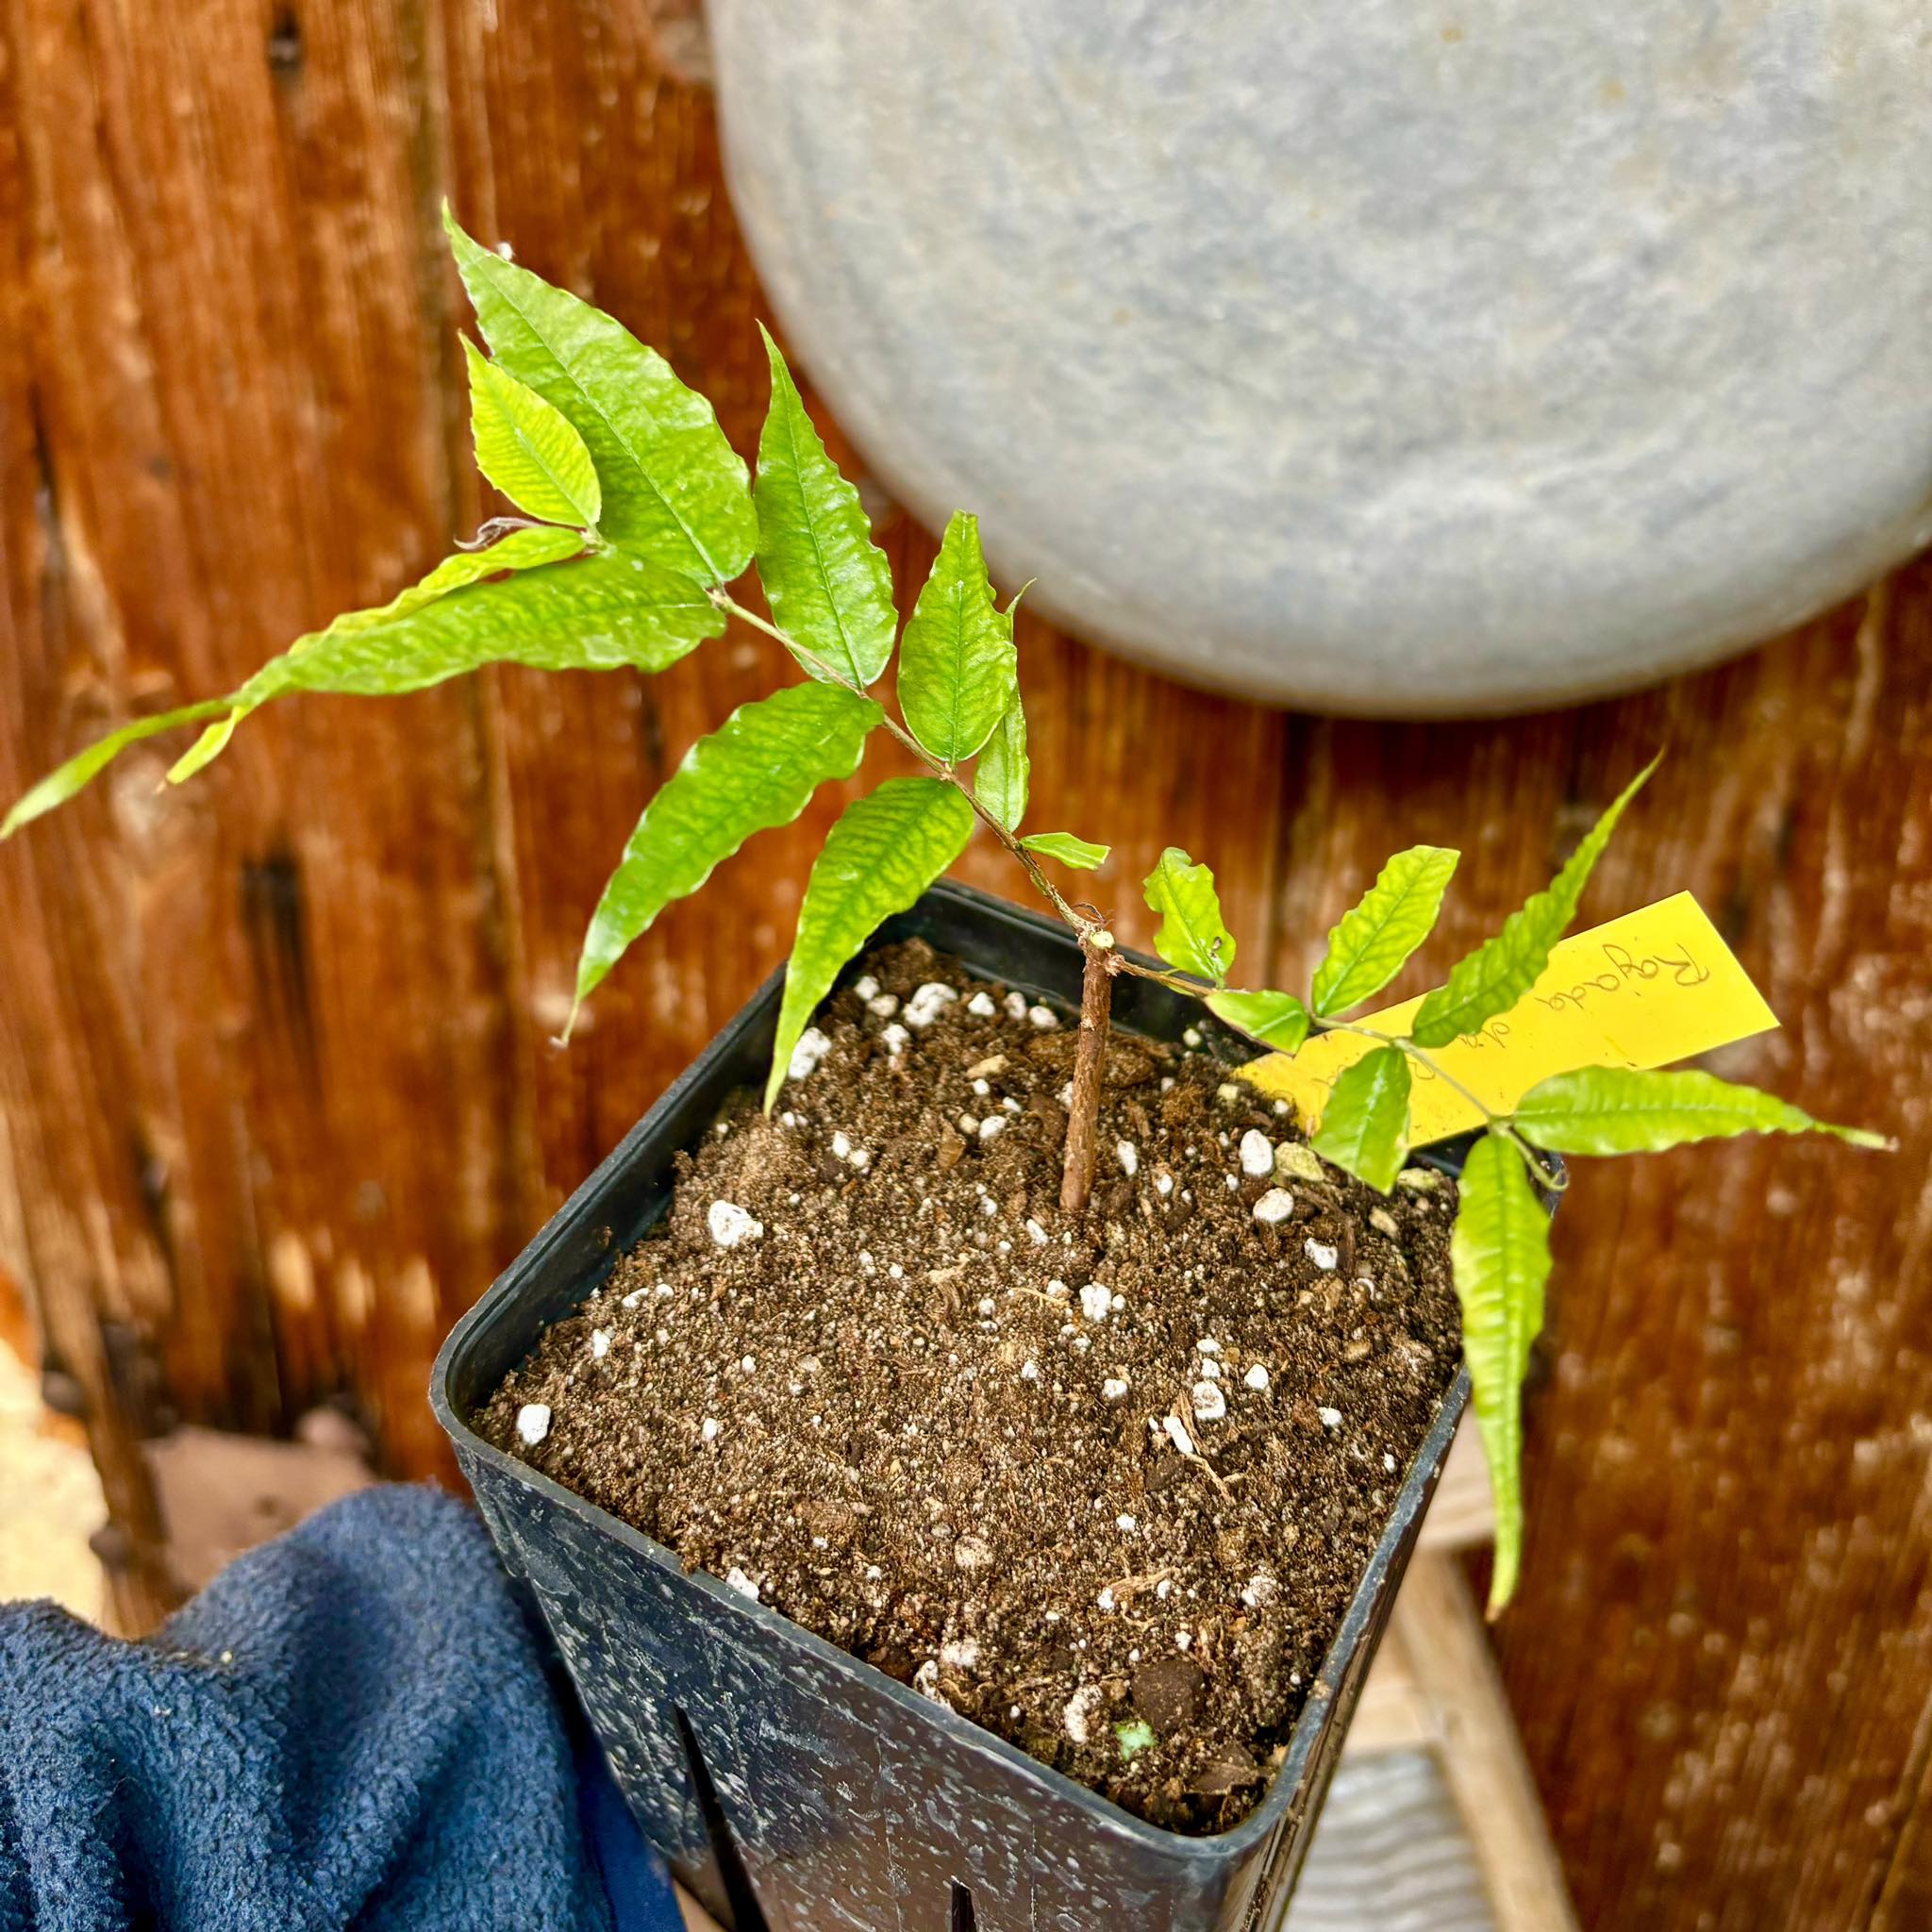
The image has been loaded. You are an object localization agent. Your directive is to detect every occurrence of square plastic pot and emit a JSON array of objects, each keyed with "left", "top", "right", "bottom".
[{"left": 432, "top": 880, "right": 1476, "bottom": 1932}]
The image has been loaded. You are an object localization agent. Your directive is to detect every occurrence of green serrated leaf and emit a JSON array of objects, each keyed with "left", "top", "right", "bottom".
[
  {"left": 6, "top": 528, "right": 611, "bottom": 827},
  {"left": 572, "top": 683, "right": 882, "bottom": 1032},
  {"left": 1512, "top": 1065, "right": 1889, "bottom": 1155},
  {"left": 1450, "top": 1131, "right": 1553, "bottom": 1614},
  {"left": 767, "top": 778, "right": 975, "bottom": 1108},
  {"left": 445, "top": 207, "right": 753, "bottom": 580},
  {"left": 3, "top": 700, "right": 236, "bottom": 838},
  {"left": 463, "top": 338, "right": 602, "bottom": 527},
  {"left": 974, "top": 697, "right": 1028, "bottom": 832},
  {"left": 896, "top": 513, "right": 1016, "bottom": 761},
  {"left": 1020, "top": 831, "right": 1108, "bottom": 870},
  {"left": 1142, "top": 847, "right": 1234, "bottom": 984},
  {"left": 1411, "top": 758, "right": 1657, "bottom": 1049},
  {"left": 1312, "top": 845, "right": 1459, "bottom": 1017},
  {"left": 1311, "top": 1047, "right": 1412, "bottom": 1191},
  {"left": 754, "top": 329, "right": 896, "bottom": 688},
  {"left": 1204, "top": 989, "right": 1310, "bottom": 1053}
]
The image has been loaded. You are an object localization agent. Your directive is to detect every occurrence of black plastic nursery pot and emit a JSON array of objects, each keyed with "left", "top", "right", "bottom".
[{"left": 432, "top": 881, "right": 1476, "bottom": 1932}]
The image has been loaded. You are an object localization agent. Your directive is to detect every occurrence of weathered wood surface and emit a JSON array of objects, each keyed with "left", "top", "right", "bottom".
[{"left": 0, "top": 5, "right": 1927, "bottom": 1926}]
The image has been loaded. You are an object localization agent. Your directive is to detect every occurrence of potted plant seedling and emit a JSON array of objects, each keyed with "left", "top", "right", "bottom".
[{"left": 6, "top": 211, "right": 1887, "bottom": 1931}]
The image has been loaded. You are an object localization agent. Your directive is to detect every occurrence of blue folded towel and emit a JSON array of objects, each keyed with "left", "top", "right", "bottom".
[{"left": 0, "top": 1484, "right": 681, "bottom": 1932}]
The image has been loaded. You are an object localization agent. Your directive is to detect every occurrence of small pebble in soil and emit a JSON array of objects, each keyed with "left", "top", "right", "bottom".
[
  {"left": 1253, "top": 1189, "right": 1295, "bottom": 1224},
  {"left": 708, "top": 1201, "right": 762, "bottom": 1247},
  {"left": 1275, "top": 1142, "right": 1326, "bottom": 1185},
  {"left": 725, "top": 1567, "right": 759, "bottom": 1601},
  {"left": 1239, "top": 1129, "right": 1274, "bottom": 1176},
  {"left": 1370, "top": 1208, "right": 1401, "bottom": 1238},
  {"left": 515, "top": 1403, "right": 551, "bottom": 1446},
  {"left": 1319, "top": 1407, "right": 1343, "bottom": 1429}
]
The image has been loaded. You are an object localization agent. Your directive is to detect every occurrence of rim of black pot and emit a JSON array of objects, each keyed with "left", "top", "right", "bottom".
[{"left": 430, "top": 876, "right": 1476, "bottom": 1859}]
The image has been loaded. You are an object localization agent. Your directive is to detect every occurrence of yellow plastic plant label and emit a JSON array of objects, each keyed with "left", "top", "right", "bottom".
[{"left": 1242, "top": 892, "right": 1779, "bottom": 1142}]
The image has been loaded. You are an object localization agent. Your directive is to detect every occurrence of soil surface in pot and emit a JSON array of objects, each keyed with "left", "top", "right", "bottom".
[{"left": 480, "top": 939, "right": 1461, "bottom": 1833}]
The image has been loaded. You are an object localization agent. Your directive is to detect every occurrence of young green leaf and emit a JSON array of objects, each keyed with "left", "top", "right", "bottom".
[
  {"left": 444, "top": 207, "right": 753, "bottom": 580},
  {"left": 1310, "top": 1046, "right": 1412, "bottom": 1191},
  {"left": 1020, "top": 832, "right": 1108, "bottom": 870},
  {"left": 1450, "top": 1130, "right": 1554, "bottom": 1614},
  {"left": 571, "top": 683, "right": 883, "bottom": 1034},
  {"left": 896, "top": 513, "right": 1016, "bottom": 761},
  {"left": 3, "top": 530, "right": 624, "bottom": 827},
  {"left": 1142, "top": 847, "right": 1235, "bottom": 984},
  {"left": 463, "top": 339, "right": 603, "bottom": 528},
  {"left": 1512, "top": 1065, "right": 1890, "bottom": 1155},
  {"left": 3, "top": 700, "right": 237, "bottom": 838},
  {"left": 1311, "top": 845, "right": 1459, "bottom": 1017},
  {"left": 1204, "top": 989, "right": 1310, "bottom": 1053},
  {"left": 754, "top": 329, "right": 897, "bottom": 688},
  {"left": 974, "top": 697, "right": 1028, "bottom": 832},
  {"left": 767, "top": 778, "right": 975, "bottom": 1108},
  {"left": 1410, "top": 758, "right": 1657, "bottom": 1049}
]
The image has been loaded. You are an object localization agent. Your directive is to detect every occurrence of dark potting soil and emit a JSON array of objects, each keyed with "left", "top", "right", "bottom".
[{"left": 479, "top": 940, "right": 1462, "bottom": 1834}]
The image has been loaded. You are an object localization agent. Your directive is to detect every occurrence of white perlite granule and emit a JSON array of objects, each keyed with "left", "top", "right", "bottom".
[
  {"left": 1252, "top": 1189, "right": 1295, "bottom": 1224},
  {"left": 1102, "top": 1376, "right": 1131, "bottom": 1402},
  {"left": 967, "top": 990, "right": 998, "bottom": 1017},
  {"left": 708, "top": 1201, "right": 762, "bottom": 1247},
  {"left": 1116, "top": 1140, "right": 1139, "bottom": 1176},
  {"left": 1078, "top": 1282, "right": 1111, "bottom": 1324},
  {"left": 1062, "top": 1683, "right": 1104, "bottom": 1744},
  {"left": 515, "top": 1404, "right": 551, "bottom": 1446},
  {"left": 1239, "top": 1129, "right": 1274, "bottom": 1176},
  {"left": 904, "top": 982, "right": 959, "bottom": 1028},
  {"left": 787, "top": 1026, "right": 832, "bottom": 1079},
  {"left": 1306, "top": 1238, "right": 1341, "bottom": 1271},
  {"left": 1244, "top": 1362, "right": 1271, "bottom": 1392},
  {"left": 1191, "top": 1380, "right": 1227, "bottom": 1423},
  {"left": 724, "top": 1567, "right": 760, "bottom": 1602}
]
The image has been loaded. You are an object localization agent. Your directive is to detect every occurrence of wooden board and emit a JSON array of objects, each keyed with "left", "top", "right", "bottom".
[{"left": 0, "top": 6, "right": 1928, "bottom": 1925}]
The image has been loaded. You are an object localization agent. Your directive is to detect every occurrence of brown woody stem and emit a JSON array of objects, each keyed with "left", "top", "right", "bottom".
[{"left": 1060, "top": 931, "right": 1116, "bottom": 1214}]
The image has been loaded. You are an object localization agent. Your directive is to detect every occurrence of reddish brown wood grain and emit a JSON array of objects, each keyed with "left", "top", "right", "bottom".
[{"left": 0, "top": 5, "right": 1927, "bottom": 1925}]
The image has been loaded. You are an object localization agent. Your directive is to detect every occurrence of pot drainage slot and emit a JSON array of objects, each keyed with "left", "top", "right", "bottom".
[
  {"left": 950, "top": 1879, "right": 977, "bottom": 1930},
  {"left": 673, "top": 1706, "right": 770, "bottom": 1932}
]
